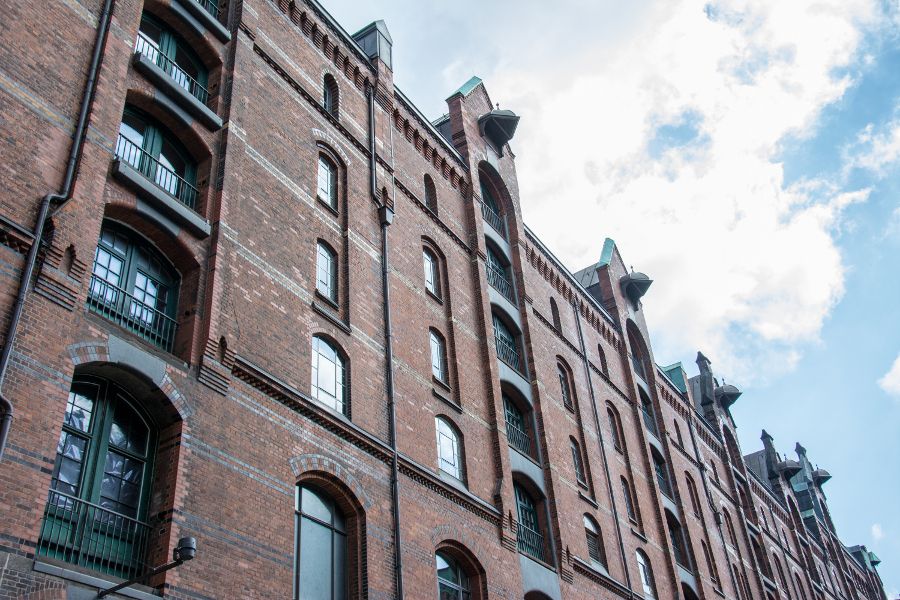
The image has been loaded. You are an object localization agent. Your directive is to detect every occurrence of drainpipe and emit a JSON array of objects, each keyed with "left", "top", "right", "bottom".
[
  {"left": 572, "top": 305, "right": 634, "bottom": 597},
  {"left": 369, "top": 82, "right": 404, "bottom": 600},
  {"left": 0, "top": 0, "right": 115, "bottom": 463}
]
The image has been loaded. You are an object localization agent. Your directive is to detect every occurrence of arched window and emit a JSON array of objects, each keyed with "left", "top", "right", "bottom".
[
  {"left": 628, "top": 327, "right": 648, "bottom": 381},
  {"left": 607, "top": 406, "right": 624, "bottom": 451},
  {"left": 317, "top": 153, "right": 338, "bottom": 209},
  {"left": 435, "top": 417, "right": 463, "bottom": 481},
  {"left": 513, "top": 482, "right": 544, "bottom": 561},
  {"left": 295, "top": 483, "right": 347, "bottom": 599},
  {"left": 479, "top": 175, "right": 505, "bottom": 238},
  {"left": 557, "top": 361, "right": 574, "bottom": 410},
  {"left": 485, "top": 244, "right": 513, "bottom": 303},
  {"left": 423, "top": 247, "right": 440, "bottom": 298},
  {"left": 666, "top": 511, "right": 689, "bottom": 568},
  {"left": 430, "top": 329, "right": 448, "bottom": 384},
  {"left": 492, "top": 313, "right": 522, "bottom": 373},
  {"left": 621, "top": 476, "right": 637, "bottom": 521},
  {"left": 116, "top": 108, "right": 198, "bottom": 209},
  {"left": 39, "top": 376, "right": 156, "bottom": 579},
  {"left": 636, "top": 549, "right": 657, "bottom": 598},
  {"left": 550, "top": 297, "right": 561, "bottom": 331},
  {"left": 639, "top": 390, "right": 658, "bottom": 437},
  {"left": 733, "top": 566, "right": 747, "bottom": 600},
  {"left": 424, "top": 174, "right": 437, "bottom": 214},
  {"left": 701, "top": 540, "right": 718, "bottom": 584},
  {"left": 773, "top": 554, "right": 791, "bottom": 598},
  {"left": 570, "top": 437, "right": 587, "bottom": 487},
  {"left": 723, "top": 509, "right": 738, "bottom": 548},
  {"left": 135, "top": 13, "right": 209, "bottom": 105},
  {"left": 436, "top": 551, "right": 470, "bottom": 599},
  {"left": 316, "top": 241, "right": 338, "bottom": 302},
  {"left": 311, "top": 336, "right": 347, "bottom": 415},
  {"left": 684, "top": 473, "right": 702, "bottom": 516},
  {"left": 323, "top": 73, "right": 339, "bottom": 117},
  {"left": 503, "top": 393, "right": 534, "bottom": 458},
  {"left": 88, "top": 221, "right": 179, "bottom": 351},
  {"left": 652, "top": 449, "right": 672, "bottom": 498},
  {"left": 584, "top": 514, "right": 607, "bottom": 569},
  {"left": 597, "top": 344, "right": 609, "bottom": 376},
  {"left": 673, "top": 420, "right": 684, "bottom": 446}
]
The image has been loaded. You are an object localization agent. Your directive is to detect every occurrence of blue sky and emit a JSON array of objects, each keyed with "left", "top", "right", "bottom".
[{"left": 322, "top": 0, "right": 899, "bottom": 592}]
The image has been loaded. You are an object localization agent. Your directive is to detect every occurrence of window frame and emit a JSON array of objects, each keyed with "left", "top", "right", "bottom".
[
  {"left": 294, "top": 482, "right": 348, "bottom": 600},
  {"left": 423, "top": 247, "right": 441, "bottom": 300},
  {"left": 583, "top": 514, "right": 607, "bottom": 569},
  {"left": 570, "top": 437, "right": 588, "bottom": 488},
  {"left": 621, "top": 476, "right": 637, "bottom": 522},
  {"left": 323, "top": 73, "right": 339, "bottom": 118},
  {"left": 310, "top": 335, "right": 348, "bottom": 416},
  {"left": 557, "top": 361, "right": 574, "bottom": 411},
  {"left": 423, "top": 173, "right": 438, "bottom": 214},
  {"left": 315, "top": 241, "right": 338, "bottom": 304},
  {"left": 316, "top": 153, "right": 339, "bottom": 211},
  {"left": 435, "top": 551, "right": 471, "bottom": 600},
  {"left": 435, "top": 416, "right": 464, "bottom": 482},
  {"left": 430, "top": 329, "right": 449, "bottom": 385},
  {"left": 636, "top": 549, "right": 657, "bottom": 599}
]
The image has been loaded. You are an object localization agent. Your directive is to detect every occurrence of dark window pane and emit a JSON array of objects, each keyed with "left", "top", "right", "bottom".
[
  {"left": 333, "top": 531, "right": 347, "bottom": 600},
  {"left": 298, "top": 517, "right": 332, "bottom": 600},
  {"left": 300, "top": 486, "right": 333, "bottom": 524}
]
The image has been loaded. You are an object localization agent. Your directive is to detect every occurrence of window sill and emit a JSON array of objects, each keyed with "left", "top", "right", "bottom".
[
  {"left": 630, "top": 525, "right": 647, "bottom": 542},
  {"left": 172, "top": 0, "right": 231, "bottom": 43},
  {"left": 578, "top": 490, "right": 598, "bottom": 508},
  {"left": 311, "top": 299, "right": 351, "bottom": 334},
  {"left": 564, "top": 403, "right": 575, "bottom": 414},
  {"left": 33, "top": 558, "right": 161, "bottom": 600},
  {"left": 131, "top": 52, "right": 221, "bottom": 131},
  {"left": 426, "top": 288, "right": 443, "bottom": 304},
  {"left": 111, "top": 159, "right": 210, "bottom": 238},
  {"left": 317, "top": 195, "right": 340, "bottom": 216},
  {"left": 432, "top": 386, "right": 462, "bottom": 414},
  {"left": 315, "top": 289, "right": 340, "bottom": 310},
  {"left": 433, "top": 375, "right": 451, "bottom": 392}
]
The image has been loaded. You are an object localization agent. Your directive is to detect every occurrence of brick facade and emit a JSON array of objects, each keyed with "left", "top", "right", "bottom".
[{"left": 0, "top": 0, "right": 887, "bottom": 598}]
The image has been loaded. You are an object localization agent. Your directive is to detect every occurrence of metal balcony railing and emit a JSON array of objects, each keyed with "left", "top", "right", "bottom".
[
  {"left": 494, "top": 332, "right": 523, "bottom": 374},
  {"left": 481, "top": 202, "right": 506, "bottom": 239},
  {"left": 506, "top": 420, "right": 533, "bottom": 458},
  {"left": 655, "top": 467, "right": 673, "bottom": 499},
  {"left": 517, "top": 523, "right": 546, "bottom": 562},
  {"left": 486, "top": 263, "right": 515, "bottom": 303},
  {"left": 135, "top": 32, "right": 211, "bottom": 105},
  {"left": 196, "top": 0, "right": 220, "bottom": 18},
  {"left": 37, "top": 489, "right": 151, "bottom": 580},
  {"left": 115, "top": 134, "right": 199, "bottom": 210},
  {"left": 642, "top": 407, "right": 659, "bottom": 437},
  {"left": 87, "top": 275, "right": 177, "bottom": 352}
]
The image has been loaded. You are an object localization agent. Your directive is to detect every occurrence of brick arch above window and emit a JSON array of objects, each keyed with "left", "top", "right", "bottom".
[{"left": 288, "top": 454, "right": 373, "bottom": 510}]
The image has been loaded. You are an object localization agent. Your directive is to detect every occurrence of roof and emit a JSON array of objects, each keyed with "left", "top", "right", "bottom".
[
  {"left": 661, "top": 362, "right": 687, "bottom": 393},
  {"left": 451, "top": 75, "right": 483, "bottom": 99}
]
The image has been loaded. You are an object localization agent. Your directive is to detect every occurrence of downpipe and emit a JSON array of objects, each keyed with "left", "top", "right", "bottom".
[
  {"left": 0, "top": 0, "right": 115, "bottom": 462},
  {"left": 369, "top": 82, "right": 404, "bottom": 600}
]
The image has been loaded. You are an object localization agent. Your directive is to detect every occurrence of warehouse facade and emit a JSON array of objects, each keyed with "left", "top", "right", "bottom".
[{"left": 0, "top": 0, "right": 887, "bottom": 598}]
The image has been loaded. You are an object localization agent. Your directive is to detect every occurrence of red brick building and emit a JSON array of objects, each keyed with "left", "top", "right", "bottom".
[{"left": 0, "top": 0, "right": 887, "bottom": 598}]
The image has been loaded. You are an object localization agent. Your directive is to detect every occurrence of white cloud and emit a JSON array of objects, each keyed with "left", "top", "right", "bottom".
[
  {"left": 872, "top": 523, "right": 885, "bottom": 542},
  {"left": 844, "top": 111, "right": 900, "bottom": 176},
  {"left": 482, "top": 0, "right": 887, "bottom": 381},
  {"left": 878, "top": 354, "right": 900, "bottom": 399}
]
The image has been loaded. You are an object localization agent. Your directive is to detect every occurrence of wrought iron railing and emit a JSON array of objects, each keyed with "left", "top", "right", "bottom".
[
  {"left": 655, "top": 466, "right": 673, "bottom": 499},
  {"left": 486, "top": 262, "right": 514, "bottom": 303},
  {"left": 87, "top": 275, "right": 177, "bottom": 352},
  {"left": 517, "top": 523, "right": 546, "bottom": 562},
  {"left": 481, "top": 202, "right": 506, "bottom": 239},
  {"left": 506, "top": 419, "right": 533, "bottom": 458},
  {"left": 134, "top": 32, "right": 210, "bottom": 105},
  {"left": 494, "top": 332, "right": 523, "bottom": 374},
  {"left": 37, "top": 489, "right": 151, "bottom": 580},
  {"left": 115, "top": 134, "right": 199, "bottom": 210},
  {"left": 196, "top": 0, "right": 220, "bottom": 18},
  {"left": 642, "top": 406, "right": 659, "bottom": 437}
]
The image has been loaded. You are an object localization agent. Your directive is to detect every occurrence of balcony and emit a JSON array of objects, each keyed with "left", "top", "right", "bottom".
[
  {"left": 196, "top": 0, "right": 220, "bottom": 18},
  {"left": 517, "top": 523, "right": 546, "bottom": 563},
  {"left": 135, "top": 32, "right": 210, "bottom": 105},
  {"left": 37, "top": 489, "right": 151, "bottom": 580},
  {"left": 494, "top": 333, "right": 523, "bottom": 374},
  {"left": 506, "top": 419, "right": 533, "bottom": 458},
  {"left": 116, "top": 135, "right": 199, "bottom": 210},
  {"left": 481, "top": 202, "right": 506, "bottom": 239},
  {"left": 87, "top": 275, "right": 177, "bottom": 352},
  {"left": 486, "top": 262, "right": 514, "bottom": 303},
  {"left": 642, "top": 407, "right": 659, "bottom": 437}
]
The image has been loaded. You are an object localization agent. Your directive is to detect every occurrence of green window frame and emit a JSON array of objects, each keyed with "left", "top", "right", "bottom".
[
  {"left": 88, "top": 221, "right": 180, "bottom": 351},
  {"left": 116, "top": 107, "right": 199, "bottom": 209},
  {"left": 135, "top": 13, "right": 209, "bottom": 104},
  {"left": 38, "top": 376, "right": 156, "bottom": 579}
]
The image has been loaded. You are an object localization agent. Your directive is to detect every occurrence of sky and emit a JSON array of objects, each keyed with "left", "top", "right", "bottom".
[{"left": 321, "top": 0, "right": 900, "bottom": 593}]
